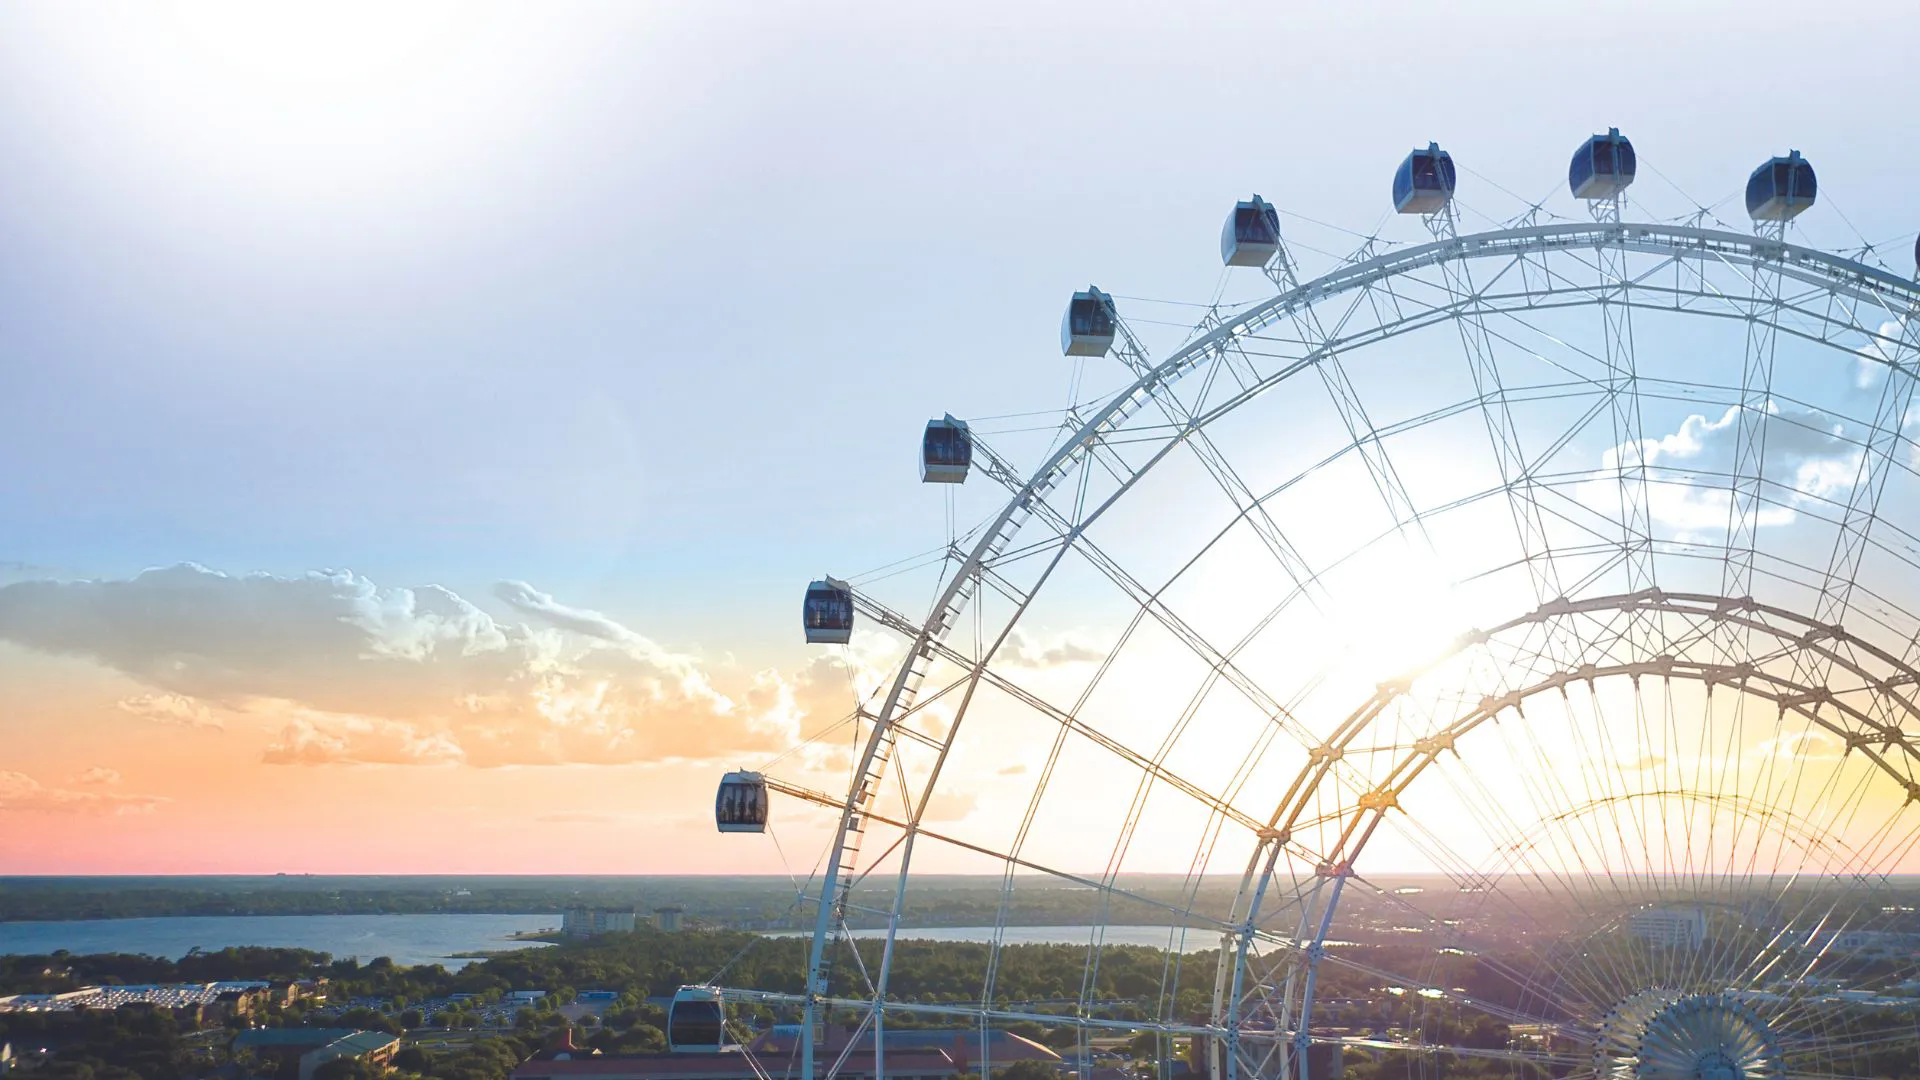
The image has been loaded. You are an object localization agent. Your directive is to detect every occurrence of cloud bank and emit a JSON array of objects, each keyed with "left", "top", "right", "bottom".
[
  {"left": 0, "top": 565, "right": 863, "bottom": 769},
  {"left": 1591, "top": 403, "right": 1861, "bottom": 538},
  {"left": 0, "top": 771, "right": 162, "bottom": 815}
]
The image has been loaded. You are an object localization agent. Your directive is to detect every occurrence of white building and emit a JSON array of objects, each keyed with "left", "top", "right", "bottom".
[
  {"left": 0, "top": 981, "right": 269, "bottom": 1013},
  {"left": 1628, "top": 907, "right": 1706, "bottom": 949},
  {"left": 562, "top": 907, "right": 638, "bottom": 938}
]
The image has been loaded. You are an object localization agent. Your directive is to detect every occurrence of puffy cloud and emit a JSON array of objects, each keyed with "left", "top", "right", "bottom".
[
  {"left": 261, "top": 709, "right": 468, "bottom": 767},
  {"left": 0, "top": 565, "right": 519, "bottom": 715},
  {"left": 74, "top": 766, "right": 121, "bottom": 786},
  {"left": 1754, "top": 730, "right": 1843, "bottom": 761},
  {"left": 1859, "top": 317, "right": 1916, "bottom": 391},
  {"left": 493, "top": 581, "right": 641, "bottom": 646},
  {"left": 1589, "top": 403, "right": 1860, "bottom": 538},
  {"left": 0, "top": 564, "right": 843, "bottom": 769},
  {"left": 999, "top": 629, "right": 1104, "bottom": 669},
  {"left": 0, "top": 771, "right": 163, "bottom": 815},
  {"left": 118, "top": 692, "right": 224, "bottom": 730}
]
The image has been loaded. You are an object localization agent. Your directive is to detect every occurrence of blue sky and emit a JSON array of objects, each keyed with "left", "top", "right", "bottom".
[
  {"left": 5, "top": 2, "right": 1914, "bottom": 655},
  {"left": 1, "top": 1, "right": 1918, "bottom": 871}
]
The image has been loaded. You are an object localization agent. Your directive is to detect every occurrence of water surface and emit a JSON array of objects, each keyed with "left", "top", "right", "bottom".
[
  {"left": 767, "top": 924, "right": 1221, "bottom": 952},
  {"left": 0, "top": 913, "right": 557, "bottom": 969}
]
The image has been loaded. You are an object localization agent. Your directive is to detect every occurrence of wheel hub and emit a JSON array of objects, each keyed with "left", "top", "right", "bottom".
[{"left": 1593, "top": 991, "right": 1782, "bottom": 1080}]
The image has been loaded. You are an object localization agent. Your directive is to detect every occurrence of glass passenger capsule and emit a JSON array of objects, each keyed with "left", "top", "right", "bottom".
[
  {"left": 667, "top": 986, "right": 729, "bottom": 1053},
  {"left": 1570, "top": 128, "right": 1637, "bottom": 200},
  {"left": 802, "top": 577, "right": 853, "bottom": 645},
  {"left": 1221, "top": 194, "right": 1281, "bottom": 267},
  {"left": 1746, "top": 150, "right": 1817, "bottom": 222},
  {"left": 1061, "top": 286, "right": 1116, "bottom": 357},
  {"left": 1393, "top": 142, "right": 1456, "bottom": 215},
  {"left": 714, "top": 770, "right": 768, "bottom": 833},
  {"left": 921, "top": 415, "right": 971, "bottom": 484}
]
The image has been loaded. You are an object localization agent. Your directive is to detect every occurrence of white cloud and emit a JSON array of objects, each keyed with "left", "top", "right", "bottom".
[
  {"left": 261, "top": 707, "right": 468, "bottom": 767},
  {"left": 1754, "top": 729, "right": 1844, "bottom": 761},
  {"left": 0, "top": 564, "right": 850, "bottom": 769},
  {"left": 74, "top": 766, "right": 121, "bottom": 786},
  {"left": 1589, "top": 403, "right": 1860, "bottom": 539},
  {"left": 493, "top": 580, "right": 642, "bottom": 647},
  {"left": 0, "top": 771, "right": 162, "bottom": 815},
  {"left": 999, "top": 629, "right": 1104, "bottom": 669},
  {"left": 1859, "top": 317, "right": 1915, "bottom": 391},
  {"left": 118, "top": 692, "right": 224, "bottom": 730}
]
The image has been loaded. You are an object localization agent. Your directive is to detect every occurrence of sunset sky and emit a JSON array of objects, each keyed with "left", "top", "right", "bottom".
[{"left": 2, "top": 1, "right": 1917, "bottom": 875}]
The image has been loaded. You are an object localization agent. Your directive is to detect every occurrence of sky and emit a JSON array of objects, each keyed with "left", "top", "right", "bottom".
[{"left": 1, "top": 1, "right": 1918, "bottom": 877}]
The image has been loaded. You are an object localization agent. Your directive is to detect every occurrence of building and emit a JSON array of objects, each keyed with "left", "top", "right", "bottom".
[
  {"left": 514, "top": 1049, "right": 965, "bottom": 1080},
  {"left": 232, "top": 1029, "right": 376, "bottom": 1078},
  {"left": 0, "top": 981, "right": 271, "bottom": 1015},
  {"left": 1628, "top": 906, "right": 1706, "bottom": 949},
  {"left": 512, "top": 1027, "right": 1060, "bottom": 1080},
  {"left": 300, "top": 1030, "right": 400, "bottom": 1080},
  {"left": 654, "top": 907, "right": 686, "bottom": 933},
  {"left": 564, "top": 907, "right": 640, "bottom": 939},
  {"left": 229, "top": 1029, "right": 400, "bottom": 1080},
  {"left": 276, "top": 979, "right": 329, "bottom": 1007}
]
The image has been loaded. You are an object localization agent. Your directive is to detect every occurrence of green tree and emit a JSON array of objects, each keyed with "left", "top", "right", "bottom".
[
  {"left": 312, "top": 1057, "right": 374, "bottom": 1080},
  {"left": 993, "top": 1062, "right": 1061, "bottom": 1080}
]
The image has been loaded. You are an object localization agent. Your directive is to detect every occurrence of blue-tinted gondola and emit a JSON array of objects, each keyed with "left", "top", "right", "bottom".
[
  {"left": 1393, "top": 142, "right": 1456, "bottom": 215},
  {"left": 1221, "top": 194, "right": 1281, "bottom": 267},
  {"left": 668, "top": 986, "right": 730, "bottom": 1053},
  {"left": 1060, "top": 286, "right": 1116, "bottom": 357},
  {"left": 1570, "top": 128, "right": 1637, "bottom": 200},
  {"left": 715, "top": 770, "right": 768, "bottom": 833},
  {"left": 802, "top": 577, "right": 853, "bottom": 645},
  {"left": 1746, "top": 150, "right": 1817, "bottom": 222},
  {"left": 1912, "top": 234, "right": 1918, "bottom": 278},
  {"left": 921, "top": 415, "right": 971, "bottom": 484}
]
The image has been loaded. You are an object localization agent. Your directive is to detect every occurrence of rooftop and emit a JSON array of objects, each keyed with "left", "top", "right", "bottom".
[
  {"left": 513, "top": 1049, "right": 961, "bottom": 1080},
  {"left": 232, "top": 1028, "right": 366, "bottom": 1049},
  {"left": 317, "top": 1031, "right": 401, "bottom": 1056}
]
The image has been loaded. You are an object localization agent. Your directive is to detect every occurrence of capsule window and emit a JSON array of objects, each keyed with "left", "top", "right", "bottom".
[
  {"left": 805, "top": 594, "right": 850, "bottom": 628},
  {"left": 669, "top": 999, "right": 725, "bottom": 1050},
  {"left": 1593, "top": 142, "right": 1614, "bottom": 173},
  {"left": 1071, "top": 306, "right": 1112, "bottom": 337},
  {"left": 1235, "top": 205, "right": 1278, "bottom": 245},
  {"left": 924, "top": 427, "right": 971, "bottom": 467},
  {"left": 717, "top": 785, "right": 764, "bottom": 825}
]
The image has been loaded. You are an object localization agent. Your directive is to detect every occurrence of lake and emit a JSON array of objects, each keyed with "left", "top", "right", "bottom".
[
  {"left": 0, "top": 913, "right": 558, "bottom": 969},
  {"left": 765, "top": 924, "right": 1224, "bottom": 952}
]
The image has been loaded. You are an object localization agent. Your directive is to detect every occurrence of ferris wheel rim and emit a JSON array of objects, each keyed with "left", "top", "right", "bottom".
[
  {"left": 758, "top": 218, "right": 1920, "bottom": 1080},
  {"left": 826, "top": 216, "right": 1920, "bottom": 889}
]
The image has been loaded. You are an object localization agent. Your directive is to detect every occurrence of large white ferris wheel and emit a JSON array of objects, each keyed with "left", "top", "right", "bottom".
[{"left": 692, "top": 131, "right": 1920, "bottom": 1080}]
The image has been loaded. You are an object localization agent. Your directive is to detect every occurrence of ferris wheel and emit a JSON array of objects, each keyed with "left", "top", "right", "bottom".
[{"left": 692, "top": 130, "right": 1920, "bottom": 1080}]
